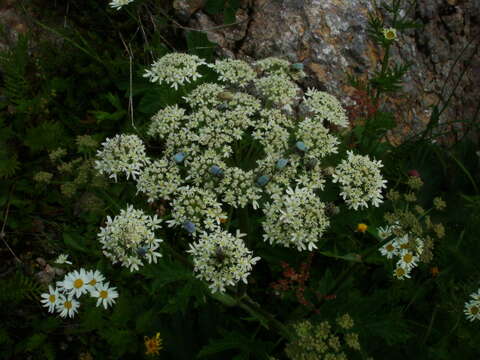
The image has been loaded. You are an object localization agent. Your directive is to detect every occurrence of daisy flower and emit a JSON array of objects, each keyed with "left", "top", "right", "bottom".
[
  {"left": 397, "top": 249, "right": 418, "bottom": 271},
  {"left": 86, "top": 270, "right": 105, "bottom": 292},
  {"left": 464, "top": 300, "right": 480, "bottom": 322},
  {"left": 54, "top": 254, "right": 72, "bottom": 265},
  {"left": 109, "top": 0, "right": 135, "bottom": 10},
  {"left": 40, "top": 285, "right": 60, "bottom": 313},
  {"left": 393, "top": 266, "right": 411, "bottom": 280},
  {"left": 56, "top": 294, "right": 80, "bottom": 318},
  {"left": 91, "top": 282, "right": 119, "bottom": 309},
  {"left": 383, "top": 27, "right": 398, "bottom": 41},
  {"left": 60, "top": 268, "right": 90, "bottom": 298},
  {"left": 379, "top": 240, "right": 398, "bottom": 259}
]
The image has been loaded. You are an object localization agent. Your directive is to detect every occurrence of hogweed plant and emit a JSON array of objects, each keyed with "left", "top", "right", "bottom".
[{"left": 93, "top": 54, "right": 388, "bottom": 296}]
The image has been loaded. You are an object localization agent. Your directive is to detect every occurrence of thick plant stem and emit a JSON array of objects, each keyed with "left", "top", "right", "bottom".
[{"left": 162, "top": 238, "right": 293, "bottom": 341}]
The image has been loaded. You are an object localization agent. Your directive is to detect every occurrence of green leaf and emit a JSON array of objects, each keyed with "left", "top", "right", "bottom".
[
  {"left": 204, "top": 0, "right": 225, "bottom": 14},
  {"left": 319, "top": 251, "right": 363, "bottom": 263},
  {"left": 186, "top": 31, "right": 217, "bottom": 61},
  {"left": 197, "top": 331, "right": 248, "bottom": 358},
  {"left": 24, "top": 333, "right": 47, "bottom": 352},
  {"left": 63, "top": 232, "right": 89, "bottom": 253}
]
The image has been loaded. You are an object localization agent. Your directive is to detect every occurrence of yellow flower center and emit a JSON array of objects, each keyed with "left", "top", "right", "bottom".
[
  {"left": 403, "top": 253, "right": 413, "bottom": 263},
  {"left": 89, "top": 279, "right": 97, "bottom": 286},
  {"left": 49, "top": 295, "right": 56, "bottom": 303},
  {"left": 100, "top": 290, "right": 109, "bottom": 299},
  {"left": 64, "top": 301, "right": 72, "bottom": 309},
  {"left": 74, "top": 279, "right": 84, "bottom": 288},
  {"left": 386, "top": 31, "right": 395, "bottom": 40},
  {"left": 386, "top": 244, "right": 395, "bottom": 252},
  {"left": 471, "top": 306, "right": 479, "bottom": 315},
  {"left": 395, "top": 268, "right": 405, "bottom": 276}
]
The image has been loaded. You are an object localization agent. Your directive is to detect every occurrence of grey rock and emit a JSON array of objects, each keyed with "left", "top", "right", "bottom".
[{"left": 187, "top": 0, "right": 479, "bottom": 144}]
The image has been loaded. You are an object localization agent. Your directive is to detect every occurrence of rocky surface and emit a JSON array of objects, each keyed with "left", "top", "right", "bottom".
[
  {"left": 183, "top": 0, "right": 480, "bottom": 144},
  {"left": 2, "top": 0, "right": 478, "bottom": 144}
]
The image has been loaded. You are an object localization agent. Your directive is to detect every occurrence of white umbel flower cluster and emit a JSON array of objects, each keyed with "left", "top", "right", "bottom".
[
  {"left": 40, "top": 268, "right": 118, "bottom": 318},
  {"left": 212, "top": 58, "right": 257, "bottom": 88},
  {"left": 263, "top": 187, "right": 330, "bottom": 251},
  {"left": 187, "top": 230, "right": 260, "bottom": 293},
  {"left": 143, "top": 53, "right": 207, "bottom": 90},
  {"left": 98, "top": 205, "right": 163, "bottom": 271},
  {"left": 109, "top": 0, "right": 134, "bottom": 10},
  {"left": 166, "top": 186, "right": 227, "bottom": 234},
  {"left": 255, "top": 74, "right": 300, "bottom": 106},
  {"left": 303, "top": 88, "right": 349, "bottom": 128},
  {"left": 136, "top": 159, "right": 183, "bottom": 202},
  {"left": 95, "top": 134, "right": 149, "bottom": 182},
  {"left": 464, "top": 289, "right": 480, "bottom": 321},
  {"left": 254, "top": 57, "right": 306, "bottom": 80},
  {"left": 95, "top": 55, "right": 386, "bottom": 293},
  {"left": 332, "top": 151, "right": 387, "bottom": 210},
  {"left": 377, "top": 224, "right": 424, "bottom": 280},
  {"left": 295, "top": 118, "right": 340, "bottom": 160}
]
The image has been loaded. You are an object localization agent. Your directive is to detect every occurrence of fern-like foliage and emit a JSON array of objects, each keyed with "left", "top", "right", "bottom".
[
  {"left": 0, "top": 271, "right": 42, "bottom": 304},
  {"left": 0, "top": 34, "right": 30, "bottom": 110},
  {"left": 0, "top": 118, "right": 20, "bottom": 178}
]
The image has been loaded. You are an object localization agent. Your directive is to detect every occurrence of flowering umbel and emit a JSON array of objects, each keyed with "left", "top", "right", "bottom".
[{"left": 94, "top": 54, "right": 388, "bottom": 293}]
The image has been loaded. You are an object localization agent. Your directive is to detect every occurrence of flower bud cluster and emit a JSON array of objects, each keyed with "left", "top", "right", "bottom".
[{"left": 284, "top": 315, "right": 362, "bottom": 360}]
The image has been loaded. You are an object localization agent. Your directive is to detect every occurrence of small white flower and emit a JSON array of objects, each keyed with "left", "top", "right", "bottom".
[
  {"left": 379, "top": 240, "right": 398, "bottom": 259},
  {"left": 393, "top": 266, "right": 411, "bottom": 280},
  {"left": 40, "top": 285, "right": 60, "bottom": 313},
  {"left": 54, "top": 254, "right": 72, "bottom": 265},
  {"left": 383, "top": 27, "right": 398, "bottom": 41},
  {"left": 396, "top": 249, "right": 418, "bottom": 271},
  {"left": 86, "top": 270, "right": 106, "bottom": 292},
  {"left": 470, "top": 289, "right": 480, "bottom": 302},
  {"left": 109, "top": 0, "right": 135, "bottom": 10},
  {"left": 60, "top": 268, "right": 90, "bottom": 298},
  {"left": 377, "top": 225, "right": 393, "bottom": 240},
  {"left": 91, "top": 282, "right": 119, "bottom": 309},
  {"left": 56, "top": 294, "right": 80, "bottom": 318},
  {"left": 464, "top": 300, "right": 480, "bottom": 321}
]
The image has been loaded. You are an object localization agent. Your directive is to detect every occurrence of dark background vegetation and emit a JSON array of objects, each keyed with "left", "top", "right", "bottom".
[{"left": 0, "top": 0, "right": 479, "bottom": 359}]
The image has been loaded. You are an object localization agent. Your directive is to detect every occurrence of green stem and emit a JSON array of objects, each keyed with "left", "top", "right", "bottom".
[{"left": 161, "top": 238, "right": 293, "bottom": 341}]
